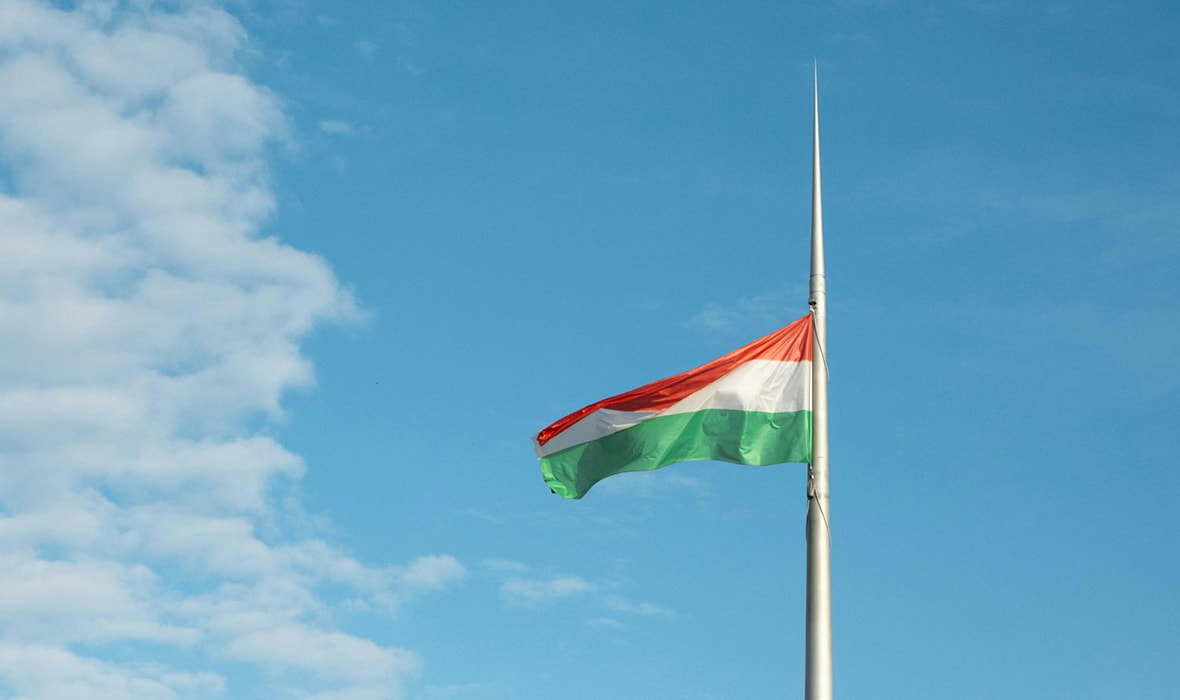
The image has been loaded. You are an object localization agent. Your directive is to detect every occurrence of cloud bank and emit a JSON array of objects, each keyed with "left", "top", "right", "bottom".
[{"left": 0, "top": 2, "right": 461, "bottom": 698}]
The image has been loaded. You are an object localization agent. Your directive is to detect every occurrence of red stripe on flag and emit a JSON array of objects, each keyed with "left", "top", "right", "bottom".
[{"left": 535, "top": 314, "right": 813, "bottom": 447}]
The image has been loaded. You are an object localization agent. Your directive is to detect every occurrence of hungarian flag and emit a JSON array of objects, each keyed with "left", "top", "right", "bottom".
[{"left": 534, "top": 314, "right": 814, "bottom": 499}]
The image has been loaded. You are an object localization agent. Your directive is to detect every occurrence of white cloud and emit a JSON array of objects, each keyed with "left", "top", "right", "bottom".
[
  {"left": 485, "top": 559, "right": 674, "bottom": 621},
  {"left": 0, "top": 555, "right": 196, "bottom": 645},
  {"left": 499, "top": 575, "right": 593, "bottom": 606},
  {"left": 603, "top": 595, "right": 674, "bottom": 617},
  {"left": 223, "top": 623, "right": 420, "bottom": 683},
  {"left": 397, "top": 554, "right": 468, "bottom": 591},
  {"left": 585, "top": 617, "right": 628, "bottom": 630},
  {"left": 0, "top": 644, "right": 225, "bottom": 700},
  {"left": 0, "top": 2, "right": 460, "bottom": 698}
]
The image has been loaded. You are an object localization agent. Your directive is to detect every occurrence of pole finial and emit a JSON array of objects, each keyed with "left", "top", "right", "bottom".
[{"left": 809, "top": 60, "right": 824, "bottom": 293}]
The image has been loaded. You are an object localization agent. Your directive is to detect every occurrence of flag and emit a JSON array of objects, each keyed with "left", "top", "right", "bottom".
[{"left": 534, "top": 314, "right": 814, "bottom": 499}]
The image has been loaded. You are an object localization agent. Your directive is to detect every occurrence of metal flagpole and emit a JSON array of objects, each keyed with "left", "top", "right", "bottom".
[{"left": 804, "top": 63, "right": 833, "bottom": 700}]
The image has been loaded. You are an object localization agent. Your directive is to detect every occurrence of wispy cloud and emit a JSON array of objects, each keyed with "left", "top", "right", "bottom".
[
  {"left": 0, "top": 2, "right": 459, "bottom": 698},
  {"left": 688, "top": 289, "right": 802, "bottom": 333},
  {"left": 1003, "top": 186, "right": 1180, "bottom": 266},
  {"left": 481, "top": 557, "right": 531, "bottom": 574},
  {"left": 499, "top": 575, "right": 593, "bottom": 607},
  {"left": 591, "top": 469, "right": 712, "bottom": 499},
  {"left": 585, "top": 594, "right": 675, "bottom": 631},
  {"left": 831, "top": 30, "right": 879, "bottom": 48},
  {"left": 417, "top": 682, "right": 514, "bottom": 700},
  {"left": 320, "top": 120, "right": 356, "bottom": 136},
  {"left": 1047, "top": 295, "right": 1180, "bottom": 394},
  {"left": 586, "top": 617, "right": 628, "bottom": 630},
  {"left": 486, "top": 561, "right": 675, "bottom": 623},
  {"left": 604, "top": 595, "right": 674, "bottom": 617}
]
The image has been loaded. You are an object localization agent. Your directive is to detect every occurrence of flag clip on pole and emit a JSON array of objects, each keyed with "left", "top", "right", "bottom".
[{"left": 804, "top": 63, "right": 833, "bottom": 700}]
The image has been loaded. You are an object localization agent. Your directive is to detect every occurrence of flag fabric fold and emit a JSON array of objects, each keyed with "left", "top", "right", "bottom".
[{"left": 534, "top": 314, "right": 814, "bottom": 499}]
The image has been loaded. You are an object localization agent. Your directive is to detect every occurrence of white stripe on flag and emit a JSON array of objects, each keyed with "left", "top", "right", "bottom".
[{"left": 534, "top": 359, "right": 811, "bottom": 458}]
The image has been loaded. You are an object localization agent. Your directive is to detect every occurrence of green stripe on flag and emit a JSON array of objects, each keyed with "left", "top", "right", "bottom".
[{"left": 539, "top": 409, "right": 812, "bottom": 499}]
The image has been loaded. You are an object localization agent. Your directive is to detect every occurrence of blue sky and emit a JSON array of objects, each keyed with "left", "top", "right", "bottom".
[{"left": 0, "top": 1, "right": 1176, "bottom": 699}]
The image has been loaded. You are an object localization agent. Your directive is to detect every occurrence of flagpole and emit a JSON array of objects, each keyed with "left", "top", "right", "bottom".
[{"left": 805, "top": 63, "right": 833, "bottom": 700}]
